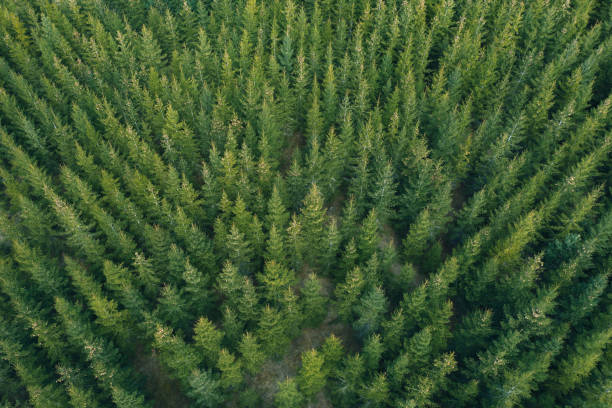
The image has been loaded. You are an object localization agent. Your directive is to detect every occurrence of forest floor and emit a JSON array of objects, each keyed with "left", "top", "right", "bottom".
[
  {"left": 133, "top": 344, "right": 191, "bottom": 408},
  {"left": 249, "top": 297, "right": 359, "bottom": 407}
]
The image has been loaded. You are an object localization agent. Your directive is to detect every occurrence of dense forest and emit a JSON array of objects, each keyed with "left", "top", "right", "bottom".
[{"left": 0, "top": 0, "right": 611, "bottom": 407}]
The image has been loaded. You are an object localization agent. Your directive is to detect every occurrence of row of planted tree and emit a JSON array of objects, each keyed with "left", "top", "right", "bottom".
[{"left": 0, "top": 0, "right": 611, "bottom": 407}]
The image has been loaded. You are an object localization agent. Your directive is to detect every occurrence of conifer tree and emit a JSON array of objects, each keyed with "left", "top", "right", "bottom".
[
  {"left": 334, "top": 353, "right": 366, "bottom": 407},
  {"left": 267, "top": 185, "right": 290, "bottom": 231},
  {"left": 340, "top": 238, "right": 359, "bottom": 277},
  {"left": 359, "top": 208, "right": 380, "bottom": 262},
  {"left": 321, "top": 127, "right": 344, "bottom": 198},
  {"left": 64, "top": 256, "right": 130, "bottom": 341},
  {"left": 0, "top": 318, "right": 71, "bottom": 408},
  {"left": 193, "top": 317, "right": 223, "bottom": 365},
  {"left": 138, "top": 26, "right": 165, "bottom": 72},
  {"left": 281, "top": 286, "right": 303, "bottom": 338},
  {"left": 187, "top": 369, "right": 222, "bottom": 408},
  {"left": 183, "top": 260, "right": 213, "bottom": 316},
  {"left": 162, "top": 105, "right": 197, "bottom": 176},
  {"left": 340, "top": 196, "right": 359, "bottom": 243},
  {"left": 301, "top": 273, "right": 328, "bottom": 326},
  {"left": 157, "top": 284, "right": 189, "bottom": 330},
  {"left": 363, "top": 333, "right": 384, "bottom": 372},
  {"left": 298, "top": 348, "right": 326, "bottom": 400},
  {"left": 549, "top": 308, "right": 612, "bottom": 396},
  {"left": 257, "top": 305, "right": 289, "bottom": 357},
  {"left": 237, "top": 276, "right": 260, "bottom": 325},
  {"left": 217, "top": 261, "right": 242, "bottom": 308},
  {"left": 371, "top": 160, "right": 397, "bottom": 224},
  {"left": 286, "top": 156, "right": 306, "bottom": 210},
  {"left": 322, "top": 216, "right": 342, "bottom": 274},
  {"left": 266, "top": 223, "right": 287, "bottom": 265},
  {"left": 217, "top": 348, "right": 243, "bottom": 390},
  {"left": 0, "top": 1, "right": 611, "bottom": 406},
  {"left": 133, "top": 252, "right": 159, "bottom": 299},
  {"left": 286, "top": 213, "right": 304, "bottom": 269},
  {"left": 238, "top": 332, "right": 266, "bottom": 375},
  {"left": 353, "top": 286, "right": 388, "bottom": 338},
  {"left": 44, "top": 186, "right": 105, "bottom": 267},
  {"left": 275, "top": 377, "right": 304, "bottom": 408},
  {"left": 226, "top": 222, "right": 253, "bottom": 272},
  {"left": 335, "top": 267, "right": 366, "bottom": 322},
  {"left": 322, "top": 59, "right": 338, "bottom": 128},
  {"left": 178, "top": 1, "right": 198, "bottom": 46},
  {"left": 361, "top": 372, "right": 389, "bottom": 407},
  {"left": 221, "top": 306, "right": 243, "bottom": 347},
  {"left": 300, "top": 183, "right": 326, "bottom": 265},
  {"left": 10, "top": 240, "right": 66, "bottom": 298},
  {"left": 258, "top": 260, "right": 295, "bottom": 305},
  {"left": 321, "top": 334, "right": 344, "bottom": 375},
  {"left": 348, "top": 151, "right": 371, "bottom": 215}
]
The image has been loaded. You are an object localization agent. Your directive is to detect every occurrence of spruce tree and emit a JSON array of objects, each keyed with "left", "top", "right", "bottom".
[
  {"left": 221, "top": 306, "right": 244, "bottom": 347},
  {"left": 335, "top": 267, "right": 365, "bottom": 322},
  {"left": 298, "top": 348, "right": 326, "bottom": 400},
  {"left": 359, "top": 208, "right": 380, "bottom": 263},
  {"left": 217, "top": 348, "right": 243, "bottom": 390},
  {"left": 300, "top": 183, "right": 326, "bottom": 266},
  {"left": 267, "top": 185, "right": 290, "bottom": 231},
  {"left": 193, "top": 317, "right": 223, "bottom": 365},
  {"left": 353, "top": 286, "right": 388, "bottom": 338},
  {"left": 363, "top": 333, "right": 384, "bottom": 372},
  {"left": 361, "top": 372, "right": 389, "bottom": 407},
  {"left": 237, "top": 277, "right": 260, "bottom": 325},
  {"left": 265, "top": 224, "right": 287, "bottom": 265},
  {"left": 257, "top": 305, "right": 289, "bottom": 357},
  {"left": 321, "top": 334, "right": 345, "bottom": 376},
  {"left": 301, "top": 273, "right": 328, "bottom": 326},
  {"left": 238, "top": 332, "right": 266, "bottom": 375},
  {"left": 187, "top": 369, "right": 222, "bottom": 408},
  {"left": 258, "top": 260, "right": 295, "bottom": 305},
  {"left": 275, "top": 377, "right": 304, "bottom": 408}
]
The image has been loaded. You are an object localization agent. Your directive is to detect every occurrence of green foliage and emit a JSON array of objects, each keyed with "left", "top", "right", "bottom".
[
  {"left": 335, "top": 267, "right": 365, "bottom": 322},
  {"left": 193, "top": 317, "right": 223, "bottom": 365},
  {"left": 238, "top": 332, "right": 265, "bottom": 375},
  {"left": 298, "top": 348, "right": 326, "bottom": 399},
  {"left": 300, "top": 273, "right": 328, "bottom": 326},
  {"left": 334, "top": 353, "right": 366, "bottom": 406},
  {"left": 549, "top": 307, "right": 612, "bottom": 396},
  {"left": 0, "top": 0, "right": 610, "bottom": 406},
  {"left": 353, "top": 286, "right": 388, "bottom": 338},
  {"left": 258, "top": 260, "right": 295, "bottom": 305},
  {"left": 187, "top": 369, "right": 222, "bottom": 408},
  {"left": 257, "top": 305, "right": 289, "bottom": 357},
  {"left": 217, "top": 348, "right": 242, "bottom": 390},
  {"left": 361, "top": 372, "right": 389, "bottom": 407},
  {"left": 358, "top": 209, "right": 380, "bottom": 263},
  {"left": 321, "top": 334, "right": 344, "bottom": 375},
  {"left": 275, "top": 377, "right": 303, "bottom": 408},
  {"left": 300, "top": 183, "right": 327, "bottom": 266}
]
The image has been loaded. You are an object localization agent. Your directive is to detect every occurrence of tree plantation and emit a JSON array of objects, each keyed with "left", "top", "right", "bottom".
[{"left": 0, "top": 0, "right": 611, "bottom": 407}]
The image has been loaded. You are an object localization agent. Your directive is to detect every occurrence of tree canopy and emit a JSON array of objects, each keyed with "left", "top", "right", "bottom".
[{"left": 0, "top": 0, "right": 611, "bottom": 407}]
